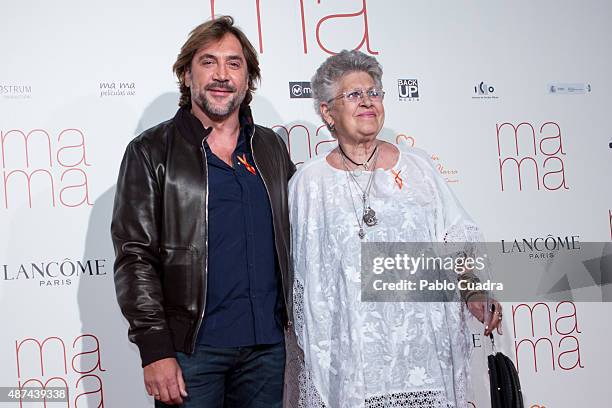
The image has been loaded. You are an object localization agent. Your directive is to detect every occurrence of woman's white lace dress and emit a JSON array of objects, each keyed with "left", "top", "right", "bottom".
[{"left": 286, "top": 146, "right": 483, "bottom": 408}]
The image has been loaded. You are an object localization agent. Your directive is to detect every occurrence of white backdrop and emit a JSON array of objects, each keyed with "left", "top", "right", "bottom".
[{"left": 1, "top": 1, "right": 611, "bottom": 407}]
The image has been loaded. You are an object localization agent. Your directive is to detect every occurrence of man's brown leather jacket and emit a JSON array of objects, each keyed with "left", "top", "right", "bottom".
[{"left": 111, "top": 106, "right": 295, "bottom": 367}]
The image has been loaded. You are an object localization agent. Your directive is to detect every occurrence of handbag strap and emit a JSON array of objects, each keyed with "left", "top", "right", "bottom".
[{"left": 489, "top": 333, "right": 497, "bottom": 354}]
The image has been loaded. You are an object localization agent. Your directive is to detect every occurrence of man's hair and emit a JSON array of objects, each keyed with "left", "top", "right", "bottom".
[{"left": 173, "top": 16, "right": 261, "bottom": 108}]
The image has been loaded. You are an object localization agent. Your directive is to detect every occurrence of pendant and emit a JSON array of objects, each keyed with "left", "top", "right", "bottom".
[
  {"left": 358, "top": 228, "right": 365, "bottom": 239},
  {"left": 353, "top": 167, "right": 363, "bottom": 177},
  {"left": 362, "top": 207, "right": 378, "bottom": 227}
]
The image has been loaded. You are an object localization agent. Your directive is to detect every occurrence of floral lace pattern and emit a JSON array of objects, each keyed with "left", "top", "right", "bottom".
[
  {"left": 285, "top": 327, "right": 455, "bottom": 408},
  {"left": 365, "top": 390, "right": 453, "bottom": 408},
  {"left": 293, "top": 279, "right": 305, "bottom": 350},
  {"left": 288, "top": 147, "right": 483, "bottom": 408}
]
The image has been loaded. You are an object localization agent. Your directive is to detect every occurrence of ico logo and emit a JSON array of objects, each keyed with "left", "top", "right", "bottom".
[{"left": 475, "top": 81, "right": 495, "bottom": 95}]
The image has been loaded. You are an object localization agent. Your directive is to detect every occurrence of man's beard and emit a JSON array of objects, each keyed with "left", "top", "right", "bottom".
[{"left": 193, "top": 81, "right": 247, "bottom": 120}]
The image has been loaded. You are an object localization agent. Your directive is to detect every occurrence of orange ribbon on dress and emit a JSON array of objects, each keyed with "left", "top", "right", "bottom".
[
  {"left": 237, "top": 153, "right": 257, "bottom": 175},
  {"left": 391, "top": 169, "right": 403, "bottom": 189}
]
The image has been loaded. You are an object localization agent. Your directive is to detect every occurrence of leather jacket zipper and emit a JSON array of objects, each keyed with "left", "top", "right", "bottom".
[
  {"left": 191, "top": 138, "right": 210, "bottom": 352},
  {"left": 250, "top": 127, "right": 292, "bottom": 327}
]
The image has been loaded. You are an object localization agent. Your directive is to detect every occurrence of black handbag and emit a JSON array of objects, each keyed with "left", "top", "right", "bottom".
[{"left": 488, "top": 333, "right": 524, "bottom": 408}]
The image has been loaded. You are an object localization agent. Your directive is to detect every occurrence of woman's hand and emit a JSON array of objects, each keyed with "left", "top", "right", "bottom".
[{"left": 466, "top": 296, "right": 503, "bottom": 336}]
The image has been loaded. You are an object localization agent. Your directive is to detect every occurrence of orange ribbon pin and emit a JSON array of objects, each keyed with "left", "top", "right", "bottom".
[
  {"left": 391, "top": 169, "right": 403, "bottom": 189},
  {"left": 237, "top": 153, "right": 257, "bottom": 175}
]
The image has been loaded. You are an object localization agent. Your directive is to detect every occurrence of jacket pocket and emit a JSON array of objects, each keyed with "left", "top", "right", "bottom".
[{"left": 160, "top": 246, "right": 195, "bottom": 310}]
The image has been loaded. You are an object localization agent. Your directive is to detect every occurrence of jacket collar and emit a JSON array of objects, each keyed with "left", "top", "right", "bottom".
[{"left": 173, "top": 104, "right": 255, "bottom": 147}]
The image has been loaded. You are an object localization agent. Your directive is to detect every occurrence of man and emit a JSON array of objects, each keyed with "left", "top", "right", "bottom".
[{"left": 112, "top": 16, "right": 295, "bottom": 407}]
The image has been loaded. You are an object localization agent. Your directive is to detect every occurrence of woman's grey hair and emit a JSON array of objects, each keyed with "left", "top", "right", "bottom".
[{"left": 311, "top": 49, "right": 383, "bottom": 117}]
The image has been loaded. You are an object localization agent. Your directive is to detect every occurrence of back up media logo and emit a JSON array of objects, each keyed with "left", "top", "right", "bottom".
[
  {"left": 289, "top": 82, "right": 312, "bottom": 98},
  {"left": 398, "top": 79, "right": 419, "bottom": 101}
]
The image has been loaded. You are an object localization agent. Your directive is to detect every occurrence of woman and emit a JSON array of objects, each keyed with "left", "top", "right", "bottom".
[{"left": 287, "top": 50, "right": 502, "bottom": 408}]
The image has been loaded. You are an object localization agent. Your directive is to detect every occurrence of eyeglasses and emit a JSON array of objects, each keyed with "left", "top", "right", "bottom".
[{"left": 328, "top": 87, "right": 385, "bottom": 103}]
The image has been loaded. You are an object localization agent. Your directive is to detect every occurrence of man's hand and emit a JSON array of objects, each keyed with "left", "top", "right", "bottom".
[
  {"left": 466, "top": 297, "right": 503, "bottom": 336},
  {"left": 144, "top": 357, "right": 188, "bottom": 405}
]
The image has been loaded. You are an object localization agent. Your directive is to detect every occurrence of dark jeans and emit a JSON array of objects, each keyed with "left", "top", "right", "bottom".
[{"left": 155, "top": 340, "right": 285, "bottom": 408}]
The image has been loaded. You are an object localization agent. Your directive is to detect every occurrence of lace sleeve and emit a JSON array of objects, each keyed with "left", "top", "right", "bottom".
[
  {"left": 284, "top": 279, "right": 327, "bottom": 408},
  {"left": 442, "top": 222, "right": 492, "bottom": 303}
]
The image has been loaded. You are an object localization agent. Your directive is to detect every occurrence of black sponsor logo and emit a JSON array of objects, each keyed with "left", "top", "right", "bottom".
[
  {"left": 500, "top": 235, "right": 580, "bottom": 259},
  {"left": 398, "top": 79, "right": 419, "bottom": 101},
  {"left": 473, "top": 81, "right": 498, "bottom": 99},
  {"left": 1, "top": 258, "right": 108, "bottom": 287},
  {"left": 289, "top": 82, "right": 312, "bottom": 98}
]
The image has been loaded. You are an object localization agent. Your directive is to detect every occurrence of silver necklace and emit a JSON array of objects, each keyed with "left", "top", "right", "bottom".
[{"left": 340, "top": 147, "right": 379, "bottom": 239}]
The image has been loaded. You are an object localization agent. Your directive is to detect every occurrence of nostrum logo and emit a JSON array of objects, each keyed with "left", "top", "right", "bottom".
[{"left": 0, "top": 84, "right": 32, "bottom": 99}]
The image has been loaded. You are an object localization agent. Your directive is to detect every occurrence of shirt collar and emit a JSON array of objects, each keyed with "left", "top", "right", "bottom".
[{"left": 173, "top": 104, "right": 255, "bottom": 148}]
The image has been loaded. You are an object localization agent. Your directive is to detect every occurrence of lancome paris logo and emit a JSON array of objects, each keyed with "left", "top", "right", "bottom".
[
  {"left": 500, "top": 235, "right": 580, "bottom": 259},
  {"left": 1, "top": 84, "right": 32, "bottom": 99},
  {"left": 398, "top": 79, "right": 419, "bottom": 101},
  {"left": 1, "top": 258, "right": 108, "bottom": 287},
  {"left": 289, "top": 82, "right": 312, "bottom": 99},
  {"left": 99, "top": 81, "right": 136, "bottom": 97},
  {"left": 472, "top": 81, "right": 498, "bottom": 99}
]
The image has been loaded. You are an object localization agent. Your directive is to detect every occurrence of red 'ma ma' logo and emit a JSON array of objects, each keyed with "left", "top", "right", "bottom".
[{"left": 497, "top": 122, "right": 568, "bottom": 192}]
